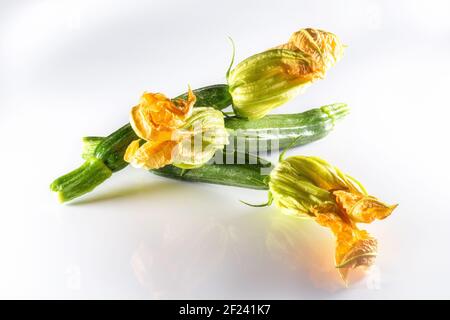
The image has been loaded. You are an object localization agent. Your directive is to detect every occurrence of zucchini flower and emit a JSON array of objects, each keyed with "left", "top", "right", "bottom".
[
  {"left": 124, "top": 88, "right": 229, "bottom": 170},
  {"left": 269, "top": 156, "right": 397, "bottom": 282},
  {"left": 228, "top": 28, "right": 344, "bottom": 119}
]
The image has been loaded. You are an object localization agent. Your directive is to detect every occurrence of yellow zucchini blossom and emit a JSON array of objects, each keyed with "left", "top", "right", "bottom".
[
  {"left": 124, "top": 89, "right": 229, "bottom": 170},
  {"left": 228, "top": 28, "right": 344, "bottom": 119},
  {"left": 269, "top": 156, "right": 397, "bottom": 282}
]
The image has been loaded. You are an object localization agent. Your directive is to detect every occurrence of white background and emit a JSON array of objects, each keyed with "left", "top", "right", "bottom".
[{"left": 1, "top": 0, "right": 450, "bottom": 299}]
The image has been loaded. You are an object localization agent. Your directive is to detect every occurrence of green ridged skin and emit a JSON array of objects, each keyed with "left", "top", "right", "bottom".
[
  {"left": 79, "top": 103, "right": 349, "bottom": 192},
  {"left": 51, "top": 82, "right": 349, "bottom": 202},
  {"left": 93, "top": 123, "right": 137, "bottom": 172},
  {"left": 51, "top": 84, "right": 231, "bottom": 202},
  {"left": 225, "top": 103, "right": 349, "bottom": 151},
  {"left": 82, "top": 103, "right": 349, "bottom": 171},
  {"left": 176, "top": 84, "right": 233, "bottom": 110},
  {"left": 50, "top": 158, "right": 112, "bottom": 203},
  {"left": 151, "top": 152, "right": 272, "bottom": 190},
  {"left": 81, "top": 136, "right": 103, "bottom": 160}
]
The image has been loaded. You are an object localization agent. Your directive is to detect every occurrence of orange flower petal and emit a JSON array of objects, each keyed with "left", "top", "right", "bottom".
[
  {"left": 130, "top": 105, "right": 152, "bottom": 140},
  {"left": 139, "top": 93, "right": 183, "bottom": 130},
  {"left": 125, "top": 140, "right": 178, "bottom": 170},
  {"left": 333, "top": 190, "right": 398, "bottom": 224},
  {"left": 125, "top": 88, "right": 208, "bottom": 169},
  {"left": 170, "top": 86, "right": 196, "bottom": 118},
  {"left": 129, "top": 89, "right": 197, "bottom": 142},
  {"left": 316, "top": 213, "right": 377, "bottom": 282},
  {"left": 124, "top": 139, "right": 141, "bottom": 163},
  {"left": 336, "top": 230, "right": 377, "bottom": 283},
  {"left": 149, "top": 127, "right": 176, "bottom": 142},
  {"left": 277, "top": 28, "right": 344, "bottom": 76}
]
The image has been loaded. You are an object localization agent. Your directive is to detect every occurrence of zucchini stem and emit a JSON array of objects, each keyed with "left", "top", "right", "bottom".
[
  {"left": 320, "top": 103, "right": 349, "bottom": 123},
  {"left": 50, "top": 158, "right": 112, "bottom": 203}
]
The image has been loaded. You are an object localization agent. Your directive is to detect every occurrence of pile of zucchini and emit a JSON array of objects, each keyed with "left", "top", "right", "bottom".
[
  {"left": 48, "top": 28, "right": 402, "bottom": 284},
  {"left": 50, "top": 85, "right": 348, "bottom": 202}
]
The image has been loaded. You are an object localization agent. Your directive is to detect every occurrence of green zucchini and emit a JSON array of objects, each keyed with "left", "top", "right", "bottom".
[
  {"left": 50, "top": 157, "right": 112, "bottom": 203},
  {"left": 151, "top": 151, "right": 272, "bottom": 190},
  {"left": 142, "top": 101, "right": 348, "bottom": 188},
  {"left": 93, "top": 123, "right": 137, "bottom": 171},
  {"left": 225, "top": 103, "right": 349, "bottom": 151},
  {"left": 76, "top": 103, "right": 347, "bottom": 197},
  {"left": 50, "top": 84, "right": 232, "bottom": 201},
  {"left": 81, "top": 137, "right": 271, "bottom": 189},
  {"left": 81, "top": 136, "right": 103, "bottom": 160},
  {"left": 85, "top": 102, "right": 349, "bottom": 173},
  {"left": 176, "top": 84, "right": 232, "bottom": 111},
  {"left": 51, "top": 81, "right": 348, "bottom": 202}
]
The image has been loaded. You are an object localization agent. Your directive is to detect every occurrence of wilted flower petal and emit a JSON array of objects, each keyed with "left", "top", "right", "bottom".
[
  {"left": 277, "top": 28, "right": 344, "bottom": 74},
  {"left": 125, "top": 89, "right": 228, "bottom": 170},
  {"left": 125, "top": 140, "right": 178, "bottom": 169},
  {"left": 173, "top": 107, "right": 230, "bottom": 169},
  {"left": 315, "top": 213, "right": 377, "bottom": 282},
  {"left": 130, "top": 89, "right": 196, "bottom": 141},
  {"left": 228, "top": 28, "right": 345, "bottom": 119},
  {"left": 269, "top": 156, "right": 397, "bottom": 281},
  {"left": 332, "top": 190, "right": 398, "bottom": 224}
]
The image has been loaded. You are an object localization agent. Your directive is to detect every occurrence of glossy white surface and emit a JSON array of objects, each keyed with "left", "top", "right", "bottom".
[{"left": 1, "top": 0, "right": 450, "bottom": 299}]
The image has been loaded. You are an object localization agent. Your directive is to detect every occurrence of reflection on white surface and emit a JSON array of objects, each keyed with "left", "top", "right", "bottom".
[
  {"left": 265, "top": 214, "right": 342, "bottom": 291},
  {"left": 1, "top": 0, "right": 450, "bottom": 298},
  {"left": 131, "top": 218, "right": 232, "bottom": 299},
  {"left": 128, "top": 197, "right": 347, "bottom": 299}
]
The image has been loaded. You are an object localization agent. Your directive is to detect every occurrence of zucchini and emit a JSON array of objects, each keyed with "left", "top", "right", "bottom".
[
  {"left": 93, "top": 123, "right": 136, "bottom": 171},
  {"left": 176, "top": 84, "right": 232, "bottom": 110},
  {"left": 77, "top": 103, "right": 347, "bottom": 197},
  {"left": 87, "top": 102, "right": 349, "bottom": 172},
  {"left": 51, "top": 81, "right": 348, "bottom": 202},
  {"left": 151, "top": 151, "right": 272, "bottom": 190},
  {"left": 81, "top": 136, "right": 103, "bottom": 160},
  {"left": 50, "top": 157, "right": 112, "bottom": 203},
  {"left": 225, "top": 103, "right": 349, "bottom": 151},
  {"left": 81, "top": 137, "right": 271, "bottom": 189},
  {"left": 50, "top": 84, "right": 232, "bottom": 202}
]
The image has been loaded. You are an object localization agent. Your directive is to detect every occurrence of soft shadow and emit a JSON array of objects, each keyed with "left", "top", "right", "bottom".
[{"left": 69, "top": 180, "right": 179, "bottom": 205}]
